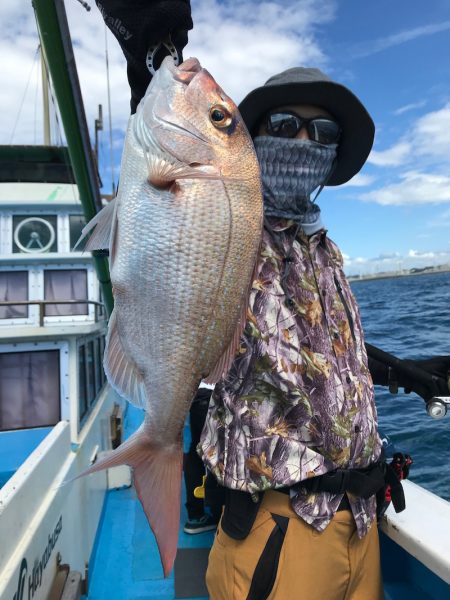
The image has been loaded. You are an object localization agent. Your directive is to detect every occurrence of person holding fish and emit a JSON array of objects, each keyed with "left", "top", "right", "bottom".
[{"left": 89, "top": 2, "right": 450, "bottom": 598}]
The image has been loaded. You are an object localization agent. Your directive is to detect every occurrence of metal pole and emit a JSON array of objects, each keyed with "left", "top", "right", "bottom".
[
  {"left": 32, "top": 0, "right": 114, "bottom": 317},
  {"left": 40, "top": 45, "right": 51, "bottom": 145}
]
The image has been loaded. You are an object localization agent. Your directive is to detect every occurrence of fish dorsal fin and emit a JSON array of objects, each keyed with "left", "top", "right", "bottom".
[
  {"left": 74, "top": 198, "right": 116, "bottom": 251},
  {"left": 104, "top": 310, "right": 147, "bottom": 408}
]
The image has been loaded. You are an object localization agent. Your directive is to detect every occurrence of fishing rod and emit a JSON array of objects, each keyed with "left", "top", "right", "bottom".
[{"left": 366, "top": 343, "right": 450, "bottom": 419}]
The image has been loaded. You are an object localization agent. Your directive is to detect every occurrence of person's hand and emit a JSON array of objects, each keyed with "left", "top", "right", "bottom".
[
  {"left": 400, "top": 356, "right": 450, "bottom": 401},
  {"left": 368, "top": 351, "right": 450, "bottom": 402},
  {"left": 95, "top": 0, "right": 193, "bottom": 112}
]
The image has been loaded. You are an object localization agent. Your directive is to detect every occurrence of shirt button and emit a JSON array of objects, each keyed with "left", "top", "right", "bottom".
[{"left": 285, "top": 298, "right": 295, "bottom": 308}]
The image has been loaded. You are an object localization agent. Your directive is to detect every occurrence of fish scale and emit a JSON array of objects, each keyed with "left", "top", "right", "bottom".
[{"left": 77, "top": 56, "right": 263, "bottom": 576}]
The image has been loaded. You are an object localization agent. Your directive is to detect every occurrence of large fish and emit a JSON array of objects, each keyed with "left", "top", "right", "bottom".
[{"left": 79, "top": 56, "right": 263, "bottom": 575}]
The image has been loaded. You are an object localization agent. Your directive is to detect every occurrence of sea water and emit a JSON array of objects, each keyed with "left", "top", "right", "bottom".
[{"left": 351, "top": 271, "right": 450, "bottom": 501}]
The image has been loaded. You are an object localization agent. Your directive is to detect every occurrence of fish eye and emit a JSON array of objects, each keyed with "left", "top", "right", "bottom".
[{"left": 209, "top": 105, "right": 232, "bottom": 128}]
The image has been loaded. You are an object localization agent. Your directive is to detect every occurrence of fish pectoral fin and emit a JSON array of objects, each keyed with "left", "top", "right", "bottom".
[
  {"left": 205, "top": 255, "right": 261, "bottom": 384},
  {"left": 204, "top": 300, "right": 249, "bottom": 385},
  {"left": 104, "top": 310, "right": 147, "bottom": 408},
  {"left": 147, "top": 151, "right": 218, "bottom": 188},
  {"left": 74, "top": 198, "right": 116, "bottom": 251},
  {"left": 76, "top": 427, "right": 183, "bottom": 577}
]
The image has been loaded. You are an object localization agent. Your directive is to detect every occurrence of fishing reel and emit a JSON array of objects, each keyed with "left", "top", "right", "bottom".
[{"left": 426, "top": 396, "right": 450, "bottom": 419}]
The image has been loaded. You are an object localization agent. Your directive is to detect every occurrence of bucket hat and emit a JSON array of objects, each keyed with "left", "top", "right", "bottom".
[{"left": 238, "top": 67, "right": 375, "bottom": 186}]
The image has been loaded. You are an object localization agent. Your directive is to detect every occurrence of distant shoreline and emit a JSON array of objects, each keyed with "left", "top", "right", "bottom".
[{"left": 348, "top": 264, "right": 450, "bottom": 283}]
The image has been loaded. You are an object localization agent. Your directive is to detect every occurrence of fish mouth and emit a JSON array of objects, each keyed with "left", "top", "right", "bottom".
[{"left": 165, "top": 57, "right": 203, "bottom": 84}]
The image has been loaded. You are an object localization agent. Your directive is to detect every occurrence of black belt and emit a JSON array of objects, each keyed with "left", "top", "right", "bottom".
[{"left": 221, "top": 460, "right": 405, "bottom": 543}]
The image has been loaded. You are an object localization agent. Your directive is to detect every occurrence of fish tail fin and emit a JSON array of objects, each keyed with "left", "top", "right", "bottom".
[{"left": 79, "top": 428, "right": 183, "bottom": 577}]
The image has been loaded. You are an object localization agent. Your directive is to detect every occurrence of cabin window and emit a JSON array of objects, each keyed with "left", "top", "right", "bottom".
[
  {"left": 44, "top": 269, "right": 88, "bottom": 316},
  {"left": 99, "top": 336, "right": 106, "bottom": 386},
  {"left": 86, "top": 341, "right": 96, "bottom": 404},
  {"left": 69, "top": 215, "right": 86, "bottom": 251},
  {"left": 78, "top": 336, "right": 106, "bottom": 426},
  {"left": 78, "top": 345, "right": 88, "bottom": 421},
  {"left": 13, "top": 215, "right": 58, "bottom": 254},
  {"left": 0, "top": 271, "right": 28, "bottom": 319},
  {"left": 93, "top": 337, "right": 102, "bottom": 395},
  {"left": 0, "top": 350, "right": 60, "bottom": 431}
]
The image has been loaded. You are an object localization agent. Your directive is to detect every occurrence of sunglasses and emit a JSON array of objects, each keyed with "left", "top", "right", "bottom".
[{"left": 265, "top": 111, "right": 341, "bottom": 145}]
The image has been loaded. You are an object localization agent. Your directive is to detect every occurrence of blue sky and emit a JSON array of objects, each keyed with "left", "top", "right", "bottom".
[{"left": 1, "top": 0, "right": 450, "bottom": 274}]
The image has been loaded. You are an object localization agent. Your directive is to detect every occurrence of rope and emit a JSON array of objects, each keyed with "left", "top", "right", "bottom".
[
  {"left": 33, "top": 47, "right": 41, "bottom": 145},
  {"left": 104, "top": 25, "right": 116, "bottom": 195},
  {"left": 9, "top": 46, "right": 40, "bottom": 143}
]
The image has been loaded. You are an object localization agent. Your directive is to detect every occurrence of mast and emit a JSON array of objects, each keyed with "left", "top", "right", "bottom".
[
  {"left": 40, "top": 45, "right": 51, "bottom": 145},
  {"left": 32, "top": 0, "right": 114, "bottom": 316}
]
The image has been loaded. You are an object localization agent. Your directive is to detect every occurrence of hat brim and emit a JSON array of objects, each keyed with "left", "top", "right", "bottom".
[{"left": 238, "top": 80, "right": 374, "bottom": 186}]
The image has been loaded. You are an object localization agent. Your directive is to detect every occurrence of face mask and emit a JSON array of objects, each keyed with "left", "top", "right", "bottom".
[{"left": 253, "top": 136, "right": 337, "bottom": 229}]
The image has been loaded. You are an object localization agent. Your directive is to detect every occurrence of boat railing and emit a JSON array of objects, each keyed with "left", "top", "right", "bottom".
[{"left": 0, "top": 299, "right": 106, "bottom": 326}]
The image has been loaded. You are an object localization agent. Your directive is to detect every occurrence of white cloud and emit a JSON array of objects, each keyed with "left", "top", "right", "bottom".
[
  {"left": 360, "top": 171, "right": 450, "bottom": 206},
  {"left": 408, "top": 249, "right": 436, "bottom": 259},
  {"left": 188, "top": 0, "right": 335, "bottom": 104},
  {"left": 363, "top": 103, "right": 450, "bottom": 206},
  {"left": 352, "top": 20, "right": 450, "bottom": 58},
  {"left": 369, "top": 104, "right": 450, "bottom": 172},
  {"left": 343, "top": 173, "right": 375, "bottom": 187},
  {"left": 393, "top": 100, "right": 426, "bottom": 115},
  {"left": 413, "top": 103, "right": 450, "bottom": 159},
  {"left": 367, "top": 141, "right": 411, "bottom": 167},
  {"left": 343, "top": 255, "right": 368, "bottom": 267}
]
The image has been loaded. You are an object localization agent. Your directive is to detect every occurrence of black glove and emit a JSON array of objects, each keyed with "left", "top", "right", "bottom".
[
  {"left": 95, "top": 0, "right": 193, "bottom": 112},
  {"left": 369, "top": 354, "right": 450, "bottom": 402}
]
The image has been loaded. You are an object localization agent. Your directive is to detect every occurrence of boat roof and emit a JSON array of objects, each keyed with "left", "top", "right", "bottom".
[{"left": 0, "top": 145, "right": 75, "bottom": 184}]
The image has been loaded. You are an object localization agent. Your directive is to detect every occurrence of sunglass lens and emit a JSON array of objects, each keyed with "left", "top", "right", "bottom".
[
  {"left": 310, "top": 119, "right": 341, "bottom": 144},
  {"left": 267, "top": 113, "right": 301, "bottom": 138}
]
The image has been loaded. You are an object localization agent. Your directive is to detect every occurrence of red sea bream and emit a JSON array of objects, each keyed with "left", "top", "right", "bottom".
[{"left": 79, "top": 56, "right": 263, "bottom": 575}]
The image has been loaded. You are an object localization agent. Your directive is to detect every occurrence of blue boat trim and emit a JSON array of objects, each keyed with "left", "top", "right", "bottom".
[{"left": 0, "top": 427, "right": 52, "bottom": 488}]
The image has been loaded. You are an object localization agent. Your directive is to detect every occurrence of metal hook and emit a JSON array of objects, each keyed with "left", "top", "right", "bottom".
[{"left": 146, "top": 35, "right": 180, "bottom": 76}]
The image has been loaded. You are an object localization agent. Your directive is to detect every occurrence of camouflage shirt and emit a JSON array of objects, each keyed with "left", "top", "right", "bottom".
[{"left": 199, "top": 218, "right": 382, "bottom": 537}]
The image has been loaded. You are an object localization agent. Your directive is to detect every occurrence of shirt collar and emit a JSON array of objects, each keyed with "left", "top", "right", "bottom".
[{"left": 266, "top": 217, "right": 327, "bottom": 248}]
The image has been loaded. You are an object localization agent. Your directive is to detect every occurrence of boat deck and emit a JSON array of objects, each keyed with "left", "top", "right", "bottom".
[{"left": 86, "top": 405, "right": 212, "bottom": 600}]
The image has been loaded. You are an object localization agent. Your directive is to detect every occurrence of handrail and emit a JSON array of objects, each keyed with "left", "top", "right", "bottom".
[{"left": 0, "top": 300, "right": 106, "bottom": 326}]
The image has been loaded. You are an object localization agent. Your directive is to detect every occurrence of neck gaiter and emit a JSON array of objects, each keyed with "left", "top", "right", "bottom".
[{"left": 253, "top": 136, "right": 337, "bottom": 234}]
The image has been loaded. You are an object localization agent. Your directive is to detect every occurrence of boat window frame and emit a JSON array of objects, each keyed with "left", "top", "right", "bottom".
[
  {"left": 0, "top": 340, "right": 70, "bottom": 431},
  {"left": 0, "top": 268, "right": 32, "bottom": 325},
  {"left": 77, "top": 333, "right": 107, "bottom": 431},
  {"left": 39, "top": 264, "right": 97, "bottom": 323}
]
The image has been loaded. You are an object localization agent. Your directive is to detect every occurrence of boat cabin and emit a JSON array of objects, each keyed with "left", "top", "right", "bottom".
[{"left": 0, "top": 146, "right": 126, "bottom": 600}]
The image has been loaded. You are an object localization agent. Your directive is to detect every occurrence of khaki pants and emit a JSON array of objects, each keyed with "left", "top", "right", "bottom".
[{"left": 206, "top": 490, "right": 384, "bottom": 600}]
